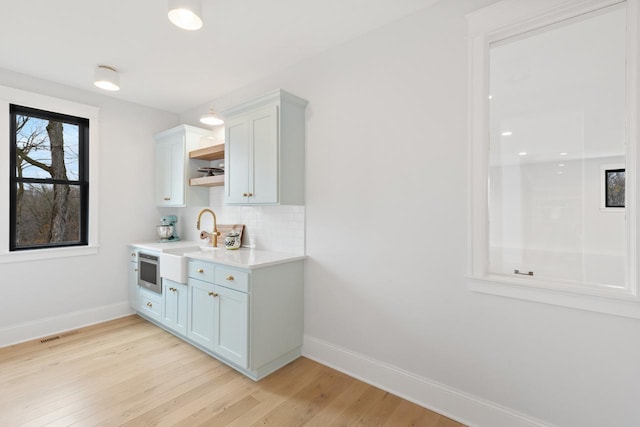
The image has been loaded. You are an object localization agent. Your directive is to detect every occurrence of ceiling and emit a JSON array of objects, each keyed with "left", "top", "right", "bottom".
[{"left": 0, "top": 0, "right": 440, "bottom": 113}]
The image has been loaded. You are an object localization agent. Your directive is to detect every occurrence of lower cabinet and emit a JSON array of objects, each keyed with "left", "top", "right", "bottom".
[
  {"left": 187, "top": 279, "right": 248, "bottom": 368},
  {"left": 187, "top": 278, "right": 217, "bottom": 350},
  {"left": 138, "top": 287, "right": 162, "bottom": 321},
  {"left": 128, "top": 247, "right": 139, "bottom": 310},
  {"left": 162, "top": 279, "right": 188, "bottom": 336},
  {"left": 132, "top": 254, "right": 303, "bottom": 381},
  {"left": 212, "top": 284, "right": 248, "bottom": 368}
]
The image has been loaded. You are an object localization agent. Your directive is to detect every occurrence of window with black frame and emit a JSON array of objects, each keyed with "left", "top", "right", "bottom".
[
  {"left": 605, "top": 168, "right": 625, "bottom": 208},
  {"left": 10, "top": 104, "right": 89, "bottom": 251}
]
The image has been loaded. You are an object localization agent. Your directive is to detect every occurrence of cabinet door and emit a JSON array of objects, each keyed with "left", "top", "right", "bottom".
[
  {"left": 128, "top": 260, "right": 138, "bottom": 310},
  {"left": 225, "top": 118, "right": 250, "bottom": 204},
  {"left": 212, "top": 285, "right": 248, "bottom": 368},
  {"left": 155, "top": 136, "right": 185, "bottom": 207},
  {"left": 187, "top": 279, "right": 216, "bottom": 350},
  {"left": 162, "top": 280, "right": 187, "bottom": 336},
  {"left": 138, "top": 288, "right": 162, "bottom": 321},
  {"left": 250, "top": 105, "right": 279, "bottom": 204}
]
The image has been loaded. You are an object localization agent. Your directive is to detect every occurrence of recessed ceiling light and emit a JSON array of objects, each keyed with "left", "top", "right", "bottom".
[
  {"left": 518, "top": 152, "right": 527, "bottom": 156},
  {"left": 501, "top": 131, "right": 513, "bottom": 136},
  {"left": 558, "top": 163, "right": 565, "bottom": 167},
  {"left": 488, "top": 95, "right": 493, "bottom": 100},
  {"left": 560, "top": 152, "right": 568, "bottom": 156}
]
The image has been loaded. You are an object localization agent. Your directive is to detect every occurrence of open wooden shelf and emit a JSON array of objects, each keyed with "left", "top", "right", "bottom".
[
  {"left": 189, "top": 175, "right": 224, "bottom": 187},
  {"left": 189, "top": 144, "right": 225, "bottom": 161}
]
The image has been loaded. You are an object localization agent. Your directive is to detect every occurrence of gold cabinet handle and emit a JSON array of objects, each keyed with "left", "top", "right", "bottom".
[
  {"left": 208, "top": 292, "right": 219, "bottom": 297},
  {"left": 131, "top": 252, "right": 136, "bottom": 257},
  {"left": 169, "top": 287, "right": 177, "bottom": 292},
  {"left": 242, "top": 192, "right": 248, "bottom": 197},
  {"left": 247, "top": 192, "right": 253, "bottom": 197},
  {"left": 146, "top": 302, "right": 153, "bottom": 307},
  {"left": 134, "top": 269, "right": 138, "bottom": 272},
  {"left": 163, "top": 197, "right": 171, "bottom": 201},
  {"left": 197, "top": 268, "right": 204, "bottom": 273},
  {"left": 226, "top": 275, "right": 234, "bottom": 281}
]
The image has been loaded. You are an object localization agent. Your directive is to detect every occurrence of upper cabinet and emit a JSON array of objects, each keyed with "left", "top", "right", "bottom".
[
  {"left": 223, "top": 90, "right": 308, "bottom": 205},
  {"left": 154, "top": 125, "right": 212, "bottom": 207}
]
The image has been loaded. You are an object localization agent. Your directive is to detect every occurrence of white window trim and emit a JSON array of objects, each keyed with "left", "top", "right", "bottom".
[
  {"left": 466, "top": 0, "right": 640, "bottom": 318},
  {"left": 0, "top": 85, "right": 100, "bottom": 263}
]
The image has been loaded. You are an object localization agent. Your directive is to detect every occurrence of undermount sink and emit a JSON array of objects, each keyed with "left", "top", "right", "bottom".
[{"left": 160, "top": 245, "right": 218, "bottom": 283}]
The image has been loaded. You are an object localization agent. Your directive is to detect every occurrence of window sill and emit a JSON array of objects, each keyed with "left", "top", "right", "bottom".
[
  {"left": 467, "top": 275, "right": 640, "bottom": 319},
  {"left": 0, "top": 245, "right": 99, "bottom": 263}
]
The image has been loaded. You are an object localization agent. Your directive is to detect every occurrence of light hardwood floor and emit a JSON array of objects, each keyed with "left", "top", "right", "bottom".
[{"left": 0, "top": 315, "right": 465, "bottom": 426}]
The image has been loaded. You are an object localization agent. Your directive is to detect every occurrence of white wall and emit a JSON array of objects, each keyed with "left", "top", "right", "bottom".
[
  {"left": 0, "top": 68, "right": 178, "bottom": 345},
  {"left": 193, "top": 1, "right": 640, "bottom": 426}
]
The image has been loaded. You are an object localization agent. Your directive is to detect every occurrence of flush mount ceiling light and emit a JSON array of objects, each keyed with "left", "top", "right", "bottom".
[
  {"left": 200, "top": 106, "right": 224, "bottom": 126},
  {"left": 94, "top": 65, "right": 120, "bottom": 91},
  {"left": 168, "top": 0, "right": 203, "bottom": 30}
]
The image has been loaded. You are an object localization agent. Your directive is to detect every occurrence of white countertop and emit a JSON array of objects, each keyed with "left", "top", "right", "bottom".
[
  {"left": 130, "top": 241, "right": 306, "bottom": 269},
  {"left": 184, "top": 248, "right": 306, "bottom": 269},
  {"left": 130, "top": 240, "right": 205, "bottom": 253}
]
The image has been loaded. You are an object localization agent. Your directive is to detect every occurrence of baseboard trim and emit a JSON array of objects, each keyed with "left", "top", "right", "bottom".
[
  {"left": 302, "top": 335, "right": 552, "bottom": 427},
  {"left": 0, "top": 301, "right": 133, "bottom": 347}
]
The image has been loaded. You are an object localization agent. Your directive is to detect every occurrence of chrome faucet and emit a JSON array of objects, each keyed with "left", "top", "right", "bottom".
[{"left": 196, "top": 209, "right": 220, "bottom": 247}]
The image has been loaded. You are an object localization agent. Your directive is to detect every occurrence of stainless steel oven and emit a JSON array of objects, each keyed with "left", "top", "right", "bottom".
[{"left": 138, "top": 252, "right": 161, "bottom": 293}]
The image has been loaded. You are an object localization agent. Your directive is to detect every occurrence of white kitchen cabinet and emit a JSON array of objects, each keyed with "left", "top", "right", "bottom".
[
  {"left": 162, "top": 279, "right": 188, "bottom": 336},
  {"left": 223, "top": 89, "right": 307, "bottom": 205},
  {"left": 128, "top": 248, "right": 139, "bottom": 310},
  {"left": 154, "top": 125, "right": 211, "bottom": 207}
]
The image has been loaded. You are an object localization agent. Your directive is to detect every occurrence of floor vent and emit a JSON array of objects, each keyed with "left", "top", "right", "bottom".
[{"left": 39, "top": 331, "right": 77, "bottom": 344}]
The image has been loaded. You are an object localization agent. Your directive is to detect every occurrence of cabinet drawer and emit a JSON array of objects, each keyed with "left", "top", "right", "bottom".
[
  {"left": 188, "top": 260, "right": 214, "bottom": 283},
  {"left": 214, "top": 266, "right": 249, "bottom": 292},
  {"left": 139, "top": 288, "right": 162, "bottom": 320}
]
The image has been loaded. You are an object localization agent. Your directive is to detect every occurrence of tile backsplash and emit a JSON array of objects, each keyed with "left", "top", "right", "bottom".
[{"left": 171, "top": 188, "right": 305, "bottom": 254}]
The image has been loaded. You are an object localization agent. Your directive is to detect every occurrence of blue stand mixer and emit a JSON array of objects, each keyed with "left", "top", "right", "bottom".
[{"left": 157, "top": 215, "right": 180, "bottom": 242}]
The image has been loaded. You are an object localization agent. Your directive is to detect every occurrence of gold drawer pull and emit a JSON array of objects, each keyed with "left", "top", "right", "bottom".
[
  {"left": 163, "top": 197, "right": 171, "bottom": 201},
  {"left": 169, "top": 287, "right": 177, "bottom": 292},
  {"left": 243, "top": 192, "right": 248, "bottom": 197},
  {"left": 208, "top": 292, "right": 219, "bottom": 297},
  {"left": 226, "top": 275, "right": 234, "bottom": 281},
  {"left": 146, "top": 302, "right": 153, "bottom": 308},
  {"left": 197, "top": 268, "right": 204, "bottom": 273},
  {"left": 131, "top": 252, "right": 136, "bottom": 257}
]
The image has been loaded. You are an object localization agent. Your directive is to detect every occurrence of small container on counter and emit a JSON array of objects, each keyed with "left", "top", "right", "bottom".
[{"left": 224, "top": 231, "right": 241, "bottom": 250}]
